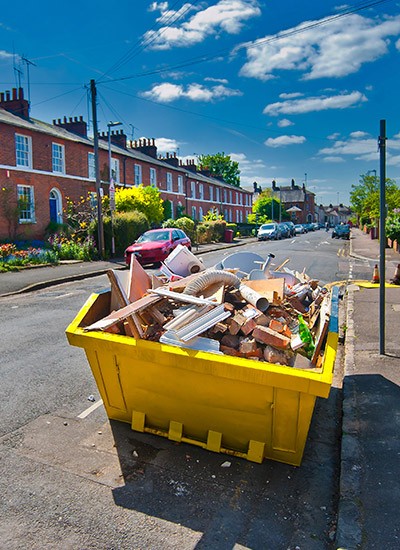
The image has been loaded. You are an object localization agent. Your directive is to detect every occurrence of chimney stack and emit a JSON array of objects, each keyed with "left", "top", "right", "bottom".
[
  {"left": 53, "top": 115, "right": 88, "bottom": 138},
  {"left": 0, "top": 87, "right": 29, "bottom": 118}
]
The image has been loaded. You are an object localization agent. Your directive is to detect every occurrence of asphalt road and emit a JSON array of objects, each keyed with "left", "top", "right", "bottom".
[{"left": 0, "top": 233, "right": 348, "bottom": 549}]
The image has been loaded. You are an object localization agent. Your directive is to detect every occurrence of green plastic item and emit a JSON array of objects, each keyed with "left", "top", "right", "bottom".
[{"left": 298, "top": 314, "right": 315, "bottom": 359}]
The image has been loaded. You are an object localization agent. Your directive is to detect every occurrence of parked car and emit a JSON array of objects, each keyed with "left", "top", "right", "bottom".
[
  {"left": 283, "top": 221, "right": 296, "bottom": 237},
  {"left": 294, "top": 224, "right": 306, "bottom": 234},
  {"left": 125, "top": 228, "right": 191, "bottom": 266},
  {"left": 257, "top": 222, "right": 281, "bottom": 241},
  {"left": 332, "top": 224, "right": 350, "bottom": 240},
  {"left": 304, "top": 223, "right": 315, "bottom": 232},
  {"left": 278, "top": 222, "right": 291, "bottom": 239}
]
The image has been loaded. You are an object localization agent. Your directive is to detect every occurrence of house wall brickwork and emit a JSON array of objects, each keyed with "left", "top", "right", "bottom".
[{"left": 0, "top": 87, "right": 252, "bottom": 241}]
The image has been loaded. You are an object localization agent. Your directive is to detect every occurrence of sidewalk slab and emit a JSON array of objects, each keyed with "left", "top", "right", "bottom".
[{"left": 336, "top": 285, "right": 400, "bottom": 549}]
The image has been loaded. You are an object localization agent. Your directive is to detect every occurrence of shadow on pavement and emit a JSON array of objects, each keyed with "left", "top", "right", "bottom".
[{"left": 110, "top": 385, "right": 343, "bottom": 549}]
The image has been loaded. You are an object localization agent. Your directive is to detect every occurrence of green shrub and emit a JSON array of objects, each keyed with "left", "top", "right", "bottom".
[
  {"left": 163, "top": 217, "right": 196, "bottom": 242},
  {"left": 386, "top": 210, "right": 400, "bottom": 241},
  {"left": 103, "top": 210, "right": 150, "bottom": 256}
]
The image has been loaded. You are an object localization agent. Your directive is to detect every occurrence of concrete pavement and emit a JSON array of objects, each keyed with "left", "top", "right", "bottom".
[
  {"left": 337, "top": 228, "right": 400, "bottom": 549},
  {"left": 1, "top": 228, "right": 400, "bottom": 548}
]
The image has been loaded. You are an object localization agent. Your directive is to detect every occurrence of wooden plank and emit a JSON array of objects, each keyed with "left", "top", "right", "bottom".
[
  {"left": 311, "top": 318, "right": 330, "bottom": 366},
  {"left": 107, "top": 270, "right": 143, "bottom": 338},
  {"left": 128, "top": 254, "right": 151, "bottom": 302},
  {"left": 84, "top": 293, "right": 161, "bottom": 332},
  {"left": 242, "top": 278, "right": 285, "bottom": 302}
]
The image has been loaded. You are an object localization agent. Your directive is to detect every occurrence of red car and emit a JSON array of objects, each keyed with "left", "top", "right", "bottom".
[{"left": 124, "top": 228, "right": 191, "bottom": 267}]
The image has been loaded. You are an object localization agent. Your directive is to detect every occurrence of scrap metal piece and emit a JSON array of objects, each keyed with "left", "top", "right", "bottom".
[
  {"left": 175, "top": 304, "right": 231, "bottom": 342},
  {"left": 160, "top": 331, "right": 222, "bottom": 354}
]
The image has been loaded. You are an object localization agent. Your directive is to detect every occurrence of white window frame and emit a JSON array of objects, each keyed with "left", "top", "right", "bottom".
[
  {"left": 166, "top": 172, "right": 173, "bottom": 192},
  {"left": 191, "top": 206, "right": 196, "bottom": 220},
  {"left": 199, "top": 206, "right": 203, "bottom": 221},
  {"left": 199, "top": 183, "right": 204, "bottom": 200},
  {"left": 150, "top": 167, "right": 157, "bottom": 187},
  {"left": 134, "top": 164, "right": 142, "bottom": 185},
  {"left": 15, "top": 134, "right": 32, "bottom": 168},
  {"left": 88, "top": 152, "right": 95, "bottom": 179},
  {"left": 209, "top": 186, "right": 213, "bottom": 202},
  {"left": 224, "top": 190, "right": 227, "bottom": 203},
  {"left": 177, "top": 175, "right": 184, "bottom": 194},
  {"left": 191, "top": 181, "right": 196, "bottom": 199},
  {"left": 216, "top": 188, "right": 220, "bottom": 203},
  {"left": 229, "top": 190, "right": 232, "bottom": 204},
  {"left": 17, "top": 184, "right": 35, "bottom": 223},
  {"left": 52, "top": 143, "right": 65, "bottom": 174}
]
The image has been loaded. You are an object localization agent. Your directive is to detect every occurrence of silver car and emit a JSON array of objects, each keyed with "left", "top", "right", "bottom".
[{"left": 257, "top": 223, "right": 281, "bottom": 240}]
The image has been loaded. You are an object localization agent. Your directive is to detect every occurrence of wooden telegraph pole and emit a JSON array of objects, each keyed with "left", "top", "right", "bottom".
[{"left": 90, "top": 79, "right": 105, "bottom": 260}]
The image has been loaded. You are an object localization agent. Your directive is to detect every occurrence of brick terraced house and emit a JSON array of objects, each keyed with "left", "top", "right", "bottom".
[{"left": 0, "top": 87, "right": 253, "bottom": 241}]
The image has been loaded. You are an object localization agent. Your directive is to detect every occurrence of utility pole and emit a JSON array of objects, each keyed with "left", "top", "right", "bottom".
[
  {"left": 378, "top": 120, "right": 386, "bottom": 355},
  {"left": 21, "top": 56, "right": 36, "bottom": 115},
  {"left": 90, "top": 79, "right": 105, "bottom": 259}
]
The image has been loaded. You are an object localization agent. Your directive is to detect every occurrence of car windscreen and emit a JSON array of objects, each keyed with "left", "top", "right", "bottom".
[
  {"left": 137, "top": 231, "right": 170, "bottom": 243},
  {"left": 260, "top": 224, "right": 275, "bottom": 230}
]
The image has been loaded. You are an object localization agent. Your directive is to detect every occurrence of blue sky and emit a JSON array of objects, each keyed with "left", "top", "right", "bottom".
[{"left": 1, "top": 0, "right": 400, "bottom": 205}]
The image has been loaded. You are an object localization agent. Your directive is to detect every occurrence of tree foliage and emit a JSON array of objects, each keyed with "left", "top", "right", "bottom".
[
  {"left": 197, "top": 152, "right": 240, "bottom": 187},
  {"left": 111, "top": 185, "right": 164, "bottom": 223},
  {"left": 350, "top": 174, "right": 400, "bottom": 221},
  {"left": 251, "top": 190, "right": 283, "bottom": 221}
]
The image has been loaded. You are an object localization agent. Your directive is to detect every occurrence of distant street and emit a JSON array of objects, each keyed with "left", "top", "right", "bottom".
[{"left": 0, "top": 233, "right": 349, "bottom": 549}]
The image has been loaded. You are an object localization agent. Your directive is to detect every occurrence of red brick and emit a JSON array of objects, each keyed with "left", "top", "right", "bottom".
[
  {"left": 240, "top": 317, "right": 257, "bottom": 336},
  {"left": 253, "top": 325, "right": 290, "bottom": 349}
]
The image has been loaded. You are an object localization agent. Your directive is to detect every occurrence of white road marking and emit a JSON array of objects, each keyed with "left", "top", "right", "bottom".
[
  {"left": 54, "top": 292, "right": 75, "bottom": 299},
  {"left": 78, "top": 399, "right": 104, "bottom": 419}
]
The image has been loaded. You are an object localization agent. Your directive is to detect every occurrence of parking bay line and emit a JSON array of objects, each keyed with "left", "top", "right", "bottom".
[{"left": 78, "top": 399, "right": 104, "bottom": 419}]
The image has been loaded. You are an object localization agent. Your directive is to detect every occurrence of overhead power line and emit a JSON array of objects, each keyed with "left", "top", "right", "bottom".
[
  {"left": 102, "top": 0, "right": 393, "bottom": 84},
  {"left": 98, "top": 0, "right": 194, "bottom": 82}
]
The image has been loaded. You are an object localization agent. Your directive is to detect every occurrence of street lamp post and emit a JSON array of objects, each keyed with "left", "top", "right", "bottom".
[{"left": 107, "top": 121, "right": 122, "bottom": 256}]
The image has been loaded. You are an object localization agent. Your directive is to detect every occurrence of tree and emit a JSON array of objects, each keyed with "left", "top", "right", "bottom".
[
  {"left": 251, "top": 190, "right": 282, "bottom": 221},
  {"left": 197, "top": 152, "right": 240, "bottom": 187},
  {"left": 111, "top": 185, "right": 164, "bottom": 224},
  {"left": 350, "top": 174, "right": 400, "bottom": 223}
]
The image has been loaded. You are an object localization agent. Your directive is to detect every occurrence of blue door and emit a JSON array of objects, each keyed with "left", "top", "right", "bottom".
[{"left": 49, "top": 197, "right": 57, "bottom": 222}]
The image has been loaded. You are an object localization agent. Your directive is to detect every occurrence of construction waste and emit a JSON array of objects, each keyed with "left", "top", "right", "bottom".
[{"left": 85, "top": 245, "right": 332, "bottom": 370}]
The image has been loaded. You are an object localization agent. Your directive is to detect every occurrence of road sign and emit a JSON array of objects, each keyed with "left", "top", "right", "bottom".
[{"left": 109, "top": 179, "right": 116, "bottom": 211}]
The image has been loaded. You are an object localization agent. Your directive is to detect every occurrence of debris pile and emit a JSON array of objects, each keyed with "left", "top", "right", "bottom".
[{"left": 85, "top": 245, "right": 332, "bottom": 370}]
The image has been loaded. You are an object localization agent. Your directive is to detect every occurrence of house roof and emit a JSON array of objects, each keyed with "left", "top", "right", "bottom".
[{"left": 0, "top": 107, "right": 251, "bottom": 193}]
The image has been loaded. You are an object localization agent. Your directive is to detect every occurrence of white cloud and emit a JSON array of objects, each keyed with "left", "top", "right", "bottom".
[
  {"left": 327, "top": 132, "right": 340, "bottom": 140},
  {"left": 279, "top": 92, "right": 303, "bottom": 99},
  {"left": 0, "top": 49, "right": 14, "bottom": 61},
  {"left": 239, "top": 14, "right": 400, "bottom": 81},
  {"left": 155, "top": 137, "right": 180, "bottom": 153},
  {"left": 141, "top": 81, "right": 242, "bottom": 102},
  {"left": 322, "top": 156, "right": 345, "bottom": 163},
  {"left": 229, "top": 152, "right": 267, "bottom": 186},
  {"left": 315, "top": 131, "right": 400, "bottom": 164},
  {"left": 349, "top": 130, "right": 370, "bottom": 138},
  {"left": 277, "top": 118, "right": 294, "bottom": 127},
  {"left": 144, "top": 0, "right": 261, "bottom": 50},
  {"left": 264, "top": 91, "right": 367, "bottom": 116},
  {"left": 204, "top": 77, "right": 229, "bottom": 84},
  {"left": 264, "top": 135, "right": 306, "bottom": 147}
]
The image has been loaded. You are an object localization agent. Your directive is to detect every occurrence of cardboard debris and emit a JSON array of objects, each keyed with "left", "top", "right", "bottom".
[{"left": 84, "top": 252, "right": 332, "bottom": 370}]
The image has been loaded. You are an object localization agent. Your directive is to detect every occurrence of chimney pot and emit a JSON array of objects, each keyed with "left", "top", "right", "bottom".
[
  {"left": 12, "top": 88, "right": 17, "bottom": 100},
  {"left": 18, "top": 87, "right": 24, "bottom": 99},
  {"left": 6, "top": 91, "right": 11, "bottom": 101}
]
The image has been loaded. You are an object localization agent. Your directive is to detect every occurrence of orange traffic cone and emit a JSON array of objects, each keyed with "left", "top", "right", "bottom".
[
  {"left": 390, "top": 264, "right": 400, "bottom": 285},
  {"left": 371, "top": 264, "right": 380, "bottom": 284}
]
